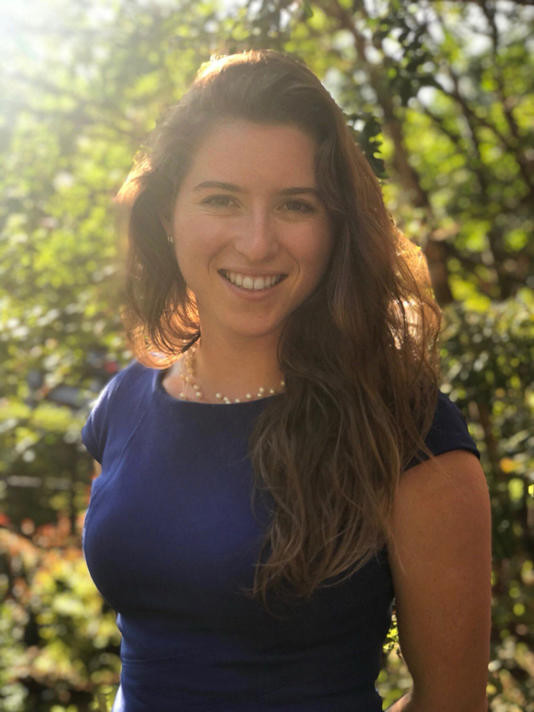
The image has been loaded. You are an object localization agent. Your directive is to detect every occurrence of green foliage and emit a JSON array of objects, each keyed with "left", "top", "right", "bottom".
[
  {"left": 1, "top": 0, "right": 533, "bottom": 709},
  {"left": 0, "top": 521, "right": 120, "bottom": 711},
  {"left": 440, "top": 295, "right": 534, "bottom": 711}
]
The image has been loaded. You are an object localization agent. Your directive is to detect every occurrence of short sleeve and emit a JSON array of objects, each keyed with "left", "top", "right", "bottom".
[
  {"left": 405, "top": 392, "right": 480, "bottom": 470},
  {"left": 81, "top": 362, "right": 134, "bottom": 464},
  {"left": 82, "top": 381, "right": 115, "bottom": 464}
]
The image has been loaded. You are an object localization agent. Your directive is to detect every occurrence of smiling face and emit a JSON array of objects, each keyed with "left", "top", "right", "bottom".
[{"left": 169, "top": 120, "right": 333, "bottom": 346}]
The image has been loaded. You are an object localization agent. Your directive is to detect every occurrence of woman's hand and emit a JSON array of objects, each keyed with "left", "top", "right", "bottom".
[{"left": 387, "top": 450, "right": 492, "bottom": 712}]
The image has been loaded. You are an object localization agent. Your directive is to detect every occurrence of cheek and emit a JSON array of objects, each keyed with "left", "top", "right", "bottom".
[
  {"left": 173, "top": 216, "right": 211, "bottom": 260},
  {"left": 174, "top": 211, "right": 227, "bottom": 246}
]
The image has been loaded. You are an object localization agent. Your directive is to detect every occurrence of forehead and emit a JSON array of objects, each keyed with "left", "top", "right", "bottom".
[{"left": 181, "top": 120, "right": 319, "bottom": 188}]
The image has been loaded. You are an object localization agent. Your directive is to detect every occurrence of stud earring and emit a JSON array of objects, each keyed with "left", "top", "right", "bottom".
[{"left": 167, "top": 233, "right": 173, "bottom": 244}]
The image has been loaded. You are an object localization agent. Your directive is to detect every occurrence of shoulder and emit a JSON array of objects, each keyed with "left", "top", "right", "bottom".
[
  {"left": 101, "top": 358, "right": 152, "bottom": 393},
  {"left": 88, "top": 359, "right": 153, "bottom": 411},
  {"left": 81, "top": 359, "right": 155, "bottom": 463},
  {"left": 405, "top": 391, "right": 480, "bottom": 470}
]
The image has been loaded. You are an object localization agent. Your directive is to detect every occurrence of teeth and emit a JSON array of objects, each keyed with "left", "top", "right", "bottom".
[{"left": 222, "top": 271, "right": 283, "bottom": 291}]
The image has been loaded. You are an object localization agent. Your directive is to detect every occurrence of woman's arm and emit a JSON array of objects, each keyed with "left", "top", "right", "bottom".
[{"left": 387, "top": 450, "right": 492, "bottom": 712}]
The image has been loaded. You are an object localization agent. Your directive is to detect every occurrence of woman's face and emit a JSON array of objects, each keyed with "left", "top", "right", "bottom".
[{"left": 169, "top": 119, "right": 333, "bottom": 345}]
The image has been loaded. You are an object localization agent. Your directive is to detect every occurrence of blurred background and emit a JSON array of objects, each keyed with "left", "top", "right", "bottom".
[{"left": 0, "top": 0, "right": 532, "bottom": 710}]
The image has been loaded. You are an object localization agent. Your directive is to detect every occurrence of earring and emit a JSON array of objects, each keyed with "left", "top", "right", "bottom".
[{"left": 167, "top": 233, "right": 173, "bottom": 244}]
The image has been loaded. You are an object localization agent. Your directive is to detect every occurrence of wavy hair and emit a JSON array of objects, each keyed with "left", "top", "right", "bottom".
[{"left": 118, "top": 50, "right": 441, "bottom": 605}]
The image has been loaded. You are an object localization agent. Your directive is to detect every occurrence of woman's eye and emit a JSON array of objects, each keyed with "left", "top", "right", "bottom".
[
  {"left": 282, "top": 199, "right": 315, "bottom": 214},
  {"left": 201, "top": 195, "right": 237, "bottom": 208}
]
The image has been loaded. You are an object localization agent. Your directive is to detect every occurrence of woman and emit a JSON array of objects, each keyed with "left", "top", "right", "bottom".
[{"left": 82, "top": 50, "right": 491, "bottom": 711}]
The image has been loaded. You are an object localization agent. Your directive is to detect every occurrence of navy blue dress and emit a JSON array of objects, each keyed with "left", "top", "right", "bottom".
[{"left": 81, "top": 361, "right": 479, "bottom": 711}]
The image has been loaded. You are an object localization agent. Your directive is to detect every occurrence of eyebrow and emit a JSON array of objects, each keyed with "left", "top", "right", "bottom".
[
  {"left": 193, "top": 181, "right": 320, "bottom": 197},
  {"left": 193, "top": 181, "right": 242, "bottom": 192}
]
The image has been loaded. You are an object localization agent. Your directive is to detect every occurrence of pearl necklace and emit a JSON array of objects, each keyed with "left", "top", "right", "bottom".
[{"left": 177, "top": 343, "right": 285, "bottom": 404}]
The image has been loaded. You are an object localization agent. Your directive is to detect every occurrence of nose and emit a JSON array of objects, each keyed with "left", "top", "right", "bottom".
[{"left": 233, "top": 208, "right": 278, "bottom": 262}]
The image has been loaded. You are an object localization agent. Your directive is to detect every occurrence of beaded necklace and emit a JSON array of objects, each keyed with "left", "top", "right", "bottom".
[{"left": 176, "top": 342, "right": 285, "bottom": 404}]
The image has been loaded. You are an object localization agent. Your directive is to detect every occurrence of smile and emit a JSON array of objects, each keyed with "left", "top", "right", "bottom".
[{"left": 219, "top": 270, "right": 286, "bottom": 291}]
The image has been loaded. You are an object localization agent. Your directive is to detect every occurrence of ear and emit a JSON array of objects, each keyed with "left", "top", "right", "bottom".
[{"left": 160, "top": 213, "right": 172, "bottom": 236}]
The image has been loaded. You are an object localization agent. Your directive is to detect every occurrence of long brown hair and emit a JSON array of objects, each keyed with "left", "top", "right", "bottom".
[{"left": 118, "top": 50, "right": 441, "bottom": 605}]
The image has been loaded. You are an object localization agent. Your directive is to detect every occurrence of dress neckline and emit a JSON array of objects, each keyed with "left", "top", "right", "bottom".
[{"left": 153, "top": 366, "right": 280, "bottom": 410}]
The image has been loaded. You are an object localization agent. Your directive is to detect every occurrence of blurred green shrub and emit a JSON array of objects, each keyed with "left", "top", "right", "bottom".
[
  {"left": 0, "top": 516, "right": 120, "bottom": 711},
  {"left": 442, "top": 295, "right": 533, "bottom": 711}
]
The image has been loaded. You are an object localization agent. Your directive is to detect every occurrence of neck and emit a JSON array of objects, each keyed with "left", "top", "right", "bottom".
[{"left": 185, "top": 331, "right": 285, "bottom": 403}]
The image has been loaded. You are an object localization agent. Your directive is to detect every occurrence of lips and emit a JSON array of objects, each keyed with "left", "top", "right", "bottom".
[{"left": 219, "top": 269, "right": 286, "bottom": 291}]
